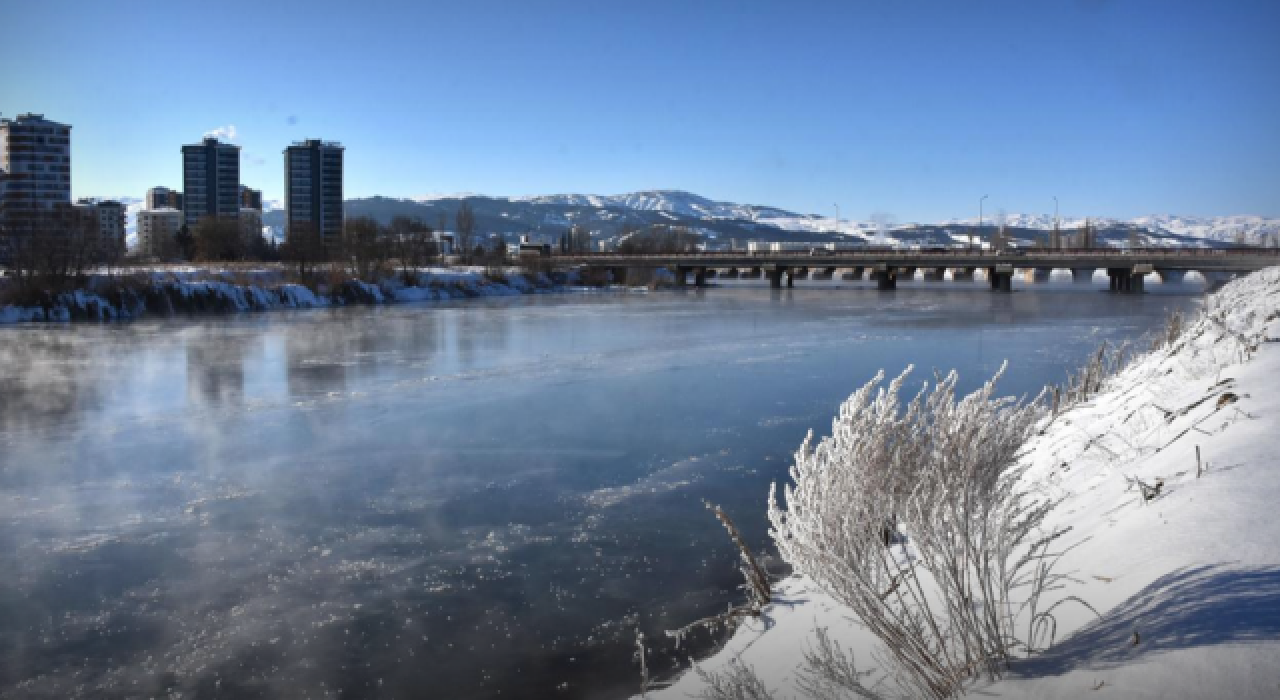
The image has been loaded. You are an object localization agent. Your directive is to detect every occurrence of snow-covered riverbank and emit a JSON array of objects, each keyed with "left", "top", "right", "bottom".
[
  {"left": 0, "top": 267, "right": 588, "bottom": 323},
  {"left": 650, "top": 268, "right": 1280, "bottom": 699}
]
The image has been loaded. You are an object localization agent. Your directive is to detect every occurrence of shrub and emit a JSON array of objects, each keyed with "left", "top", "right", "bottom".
[{"left": 768, "top": 364, "right": 1052, "bottom": 699}]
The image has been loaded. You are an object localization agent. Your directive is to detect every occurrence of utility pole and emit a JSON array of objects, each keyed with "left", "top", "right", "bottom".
[{"left": 1053, "top": 195, "right": 1060, "bottom": 249}]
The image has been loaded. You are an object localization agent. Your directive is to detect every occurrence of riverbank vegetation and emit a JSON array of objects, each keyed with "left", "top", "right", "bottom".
[{"left": 0, "top": 210, "right": 617, "bottom": 322}]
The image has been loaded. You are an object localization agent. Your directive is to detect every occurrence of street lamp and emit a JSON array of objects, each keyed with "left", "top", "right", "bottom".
[{"left": 833, "top": 204, "right": 840, "bottom": 234}]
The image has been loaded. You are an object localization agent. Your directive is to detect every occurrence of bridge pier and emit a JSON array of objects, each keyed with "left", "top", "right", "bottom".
[
  {"left": 571, "top": 253, "right": 1262, "bottom": 292},
  {"left": 872, "top": 264, "right": 897, "bottom": 290},
  {"left": 1107, "top": 265, "right": 1150, "bottom": 294},
  {"left": 670, "top": 266, "right": 709, "bottom": 288},
  {"left": 988, "top": 264, "right": 1014, "bottom": 292},
  {"left": 1200, "top": 270, "right": 1235, "bottom": 292}
]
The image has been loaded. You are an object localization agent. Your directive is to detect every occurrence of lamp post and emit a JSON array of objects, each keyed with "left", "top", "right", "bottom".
[{"left": 833, "top": 204, "right": 840, "bottom": 234}]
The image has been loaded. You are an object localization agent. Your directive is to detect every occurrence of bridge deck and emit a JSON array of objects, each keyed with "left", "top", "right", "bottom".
[{"left": 559, "top": 249, "right": 1280, "bottom": 272}]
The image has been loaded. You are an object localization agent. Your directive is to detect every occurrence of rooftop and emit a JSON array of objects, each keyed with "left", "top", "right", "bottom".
[
  {"left": 0, "top": 113, "right": 71, "bottom": 128},
  {"left": 286, "top": 139, "right": 344, "bottom": 150}
]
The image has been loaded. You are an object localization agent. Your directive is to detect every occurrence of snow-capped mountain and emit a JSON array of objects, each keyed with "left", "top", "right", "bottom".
[
  {"left": 259, "top": 189, "right": 1279, "bottom": 250},
  {"left": 940, "top": 213, "right": 1280, "bottom": 244},
  {"left": 1129, "top": 215, "right": 1280, "bottom": 243},
  {"left": 515, "top": 190, "right": 776, "bottom": 221}
]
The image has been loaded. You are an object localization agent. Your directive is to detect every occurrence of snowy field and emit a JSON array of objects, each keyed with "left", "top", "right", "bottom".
[{"left": 648, "top": 268, "right": 1280, "bottom": 699}]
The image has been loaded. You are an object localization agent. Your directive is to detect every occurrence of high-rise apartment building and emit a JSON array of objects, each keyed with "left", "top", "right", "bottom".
[
  {"left": 0, "top": 113, "right": 72, "bottom": 235},
  {"left": 146, "top": 186, "right": 184, "bottom": 211},
  {"left": 181, "top": 137, "right": 240, "bottom": 228},
  {"left": 283, "top": 139, "right": 343, "bottom": 243}
]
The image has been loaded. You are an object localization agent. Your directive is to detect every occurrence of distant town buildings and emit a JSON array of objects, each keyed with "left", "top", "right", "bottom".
[
  {"left": 0, "top": 113, "right": 72, "bottom": 236},
  {"left": 284, "top": 139, "right": 344, "bottom": 244},
  {"left": 181, "top": 137, "right": 241, "bottom": 227},
  {"left": 137, "top": 208, "right": 183, "bottom": 258},
  {"left": 146, "top": 186, "right": 183, "bottom": 211}
]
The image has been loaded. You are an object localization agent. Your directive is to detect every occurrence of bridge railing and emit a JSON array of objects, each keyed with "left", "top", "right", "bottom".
[{"left": 553, "top": 247, "right": 1280, "bottom": 262}]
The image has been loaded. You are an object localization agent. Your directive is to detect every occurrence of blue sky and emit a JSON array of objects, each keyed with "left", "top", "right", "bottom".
[{"left": 2, "top": 0, "right": 1277, "bottom": 221}]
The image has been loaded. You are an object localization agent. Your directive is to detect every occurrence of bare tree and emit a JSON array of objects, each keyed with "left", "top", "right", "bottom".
[
  {"left": 6, "top": 206, "right": 99, "bottom": 298},
  {"left": 280, "top": 221, "right": 327, "bottom": 280},
  {"left": 389, "top": 215, "right": 436, "bottom": 284},
  {"left": 341, "top": 216, "right": 391, "bottom": 281},
  {"left": 193, "top": 216, "right": 246, "bottom": 262},
  {"left": 455, "top": 201, "right": 477, "bottom": 264}
]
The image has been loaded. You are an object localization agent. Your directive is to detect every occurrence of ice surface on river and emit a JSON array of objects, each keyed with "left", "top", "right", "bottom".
[{"left": 0, "top": 285, "right": 1203, "bottom": 698}]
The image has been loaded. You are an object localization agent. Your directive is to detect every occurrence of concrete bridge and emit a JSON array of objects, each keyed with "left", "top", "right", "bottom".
[{"left": 559, "top": 249, "right": 1280, "bottom": 292}]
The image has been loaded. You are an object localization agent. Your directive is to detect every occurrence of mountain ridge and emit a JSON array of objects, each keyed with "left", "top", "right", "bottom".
[{"left": 112, "top": 188, "right": 1279, "bottom": 248}]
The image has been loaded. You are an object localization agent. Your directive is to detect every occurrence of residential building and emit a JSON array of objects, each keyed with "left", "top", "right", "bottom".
[
  {"left": 137, "top": 208, "right": 183, "bottom": 258},
  {"left": 239, "top": 208, "right": 263, "bottom": 248},
  {"left": 94, "top": 200, "right": 126, "bottom": 256},
  {"left": 70, "top": 198, "right": 127, "bottom": 260},
  {"left": 0, "top": 113, "right": 72, "bottom": 236},
  {"left": 240, "top": 185, "right": 262, "bottom": 211},
  {"left": 146, "top": 186, "right": 183, "bottom": 211},
  {"left": 283, "top": 139, "right": 344, "bottom": 243},
  {"left": 181, "top": 137, "right": 240, "bottom": 227}
]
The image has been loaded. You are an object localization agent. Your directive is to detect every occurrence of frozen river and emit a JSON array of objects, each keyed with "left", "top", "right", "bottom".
[{"left": 0, "top": 281, "right": 1203, "bottom": 699}]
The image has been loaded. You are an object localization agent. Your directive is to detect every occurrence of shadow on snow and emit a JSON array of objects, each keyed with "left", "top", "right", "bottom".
[{"left": 1010, "top": 563, "right": 1280, "bottom": 677}]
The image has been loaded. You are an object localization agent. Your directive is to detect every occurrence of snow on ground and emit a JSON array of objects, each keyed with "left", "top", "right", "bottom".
[{"left": 648, "top": 268, "right": 1280, "bottom": 699}]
